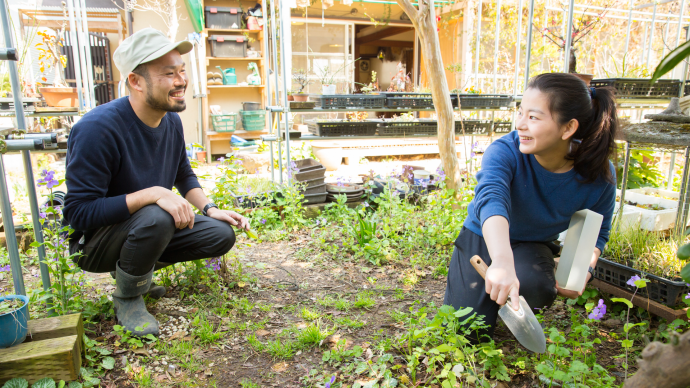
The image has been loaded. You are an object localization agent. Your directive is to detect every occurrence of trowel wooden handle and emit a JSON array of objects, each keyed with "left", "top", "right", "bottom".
[{"left": 470, "top": 255, "right": 489, "bottom": 279}]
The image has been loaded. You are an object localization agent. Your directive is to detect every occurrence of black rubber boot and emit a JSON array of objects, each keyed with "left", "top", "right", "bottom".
[
  {"left": 112, "top": 262, "right": 159, "bottom": 337},
  {"left": 110, "top": 262, "right": 172, "bottom": 299}
]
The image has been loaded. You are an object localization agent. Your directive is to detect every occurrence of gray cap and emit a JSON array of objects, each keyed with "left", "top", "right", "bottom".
[{"left": 113, "top": 28, "right": 193, "bottom": 76}]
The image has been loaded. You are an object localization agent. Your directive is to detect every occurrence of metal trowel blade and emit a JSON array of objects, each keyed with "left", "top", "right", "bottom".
[{"left": 498, "top": 295, "right": 546, "bottom": 353}]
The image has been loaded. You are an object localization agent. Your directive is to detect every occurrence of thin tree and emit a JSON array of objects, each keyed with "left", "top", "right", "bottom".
[
  {"left": 113, "top": 0, "right": 183, "bottom": 41},
  {"left": 395, "top": 0, "right": 463, "bottom": 192}
]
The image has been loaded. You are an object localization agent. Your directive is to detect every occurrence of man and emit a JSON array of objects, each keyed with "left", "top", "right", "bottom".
[{"left": 63, "top": 28, "right": 249, "bottom": 337}]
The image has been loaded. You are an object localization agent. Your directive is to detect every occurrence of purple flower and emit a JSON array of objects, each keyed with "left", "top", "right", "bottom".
[
  {"left": 325, "top": 375, "right": 336, "bottom": 388},
  {"left": 39, "top": 211, "right": 47, "bottom": 219},
  {"left": 363, "top": 202, "right": 369, "bottom": 207},
  {"left": 685, "top": 293, "right": 690, "bottom": 300},
  {"left": 205, "top": 257, "right": 221, "bottom": 271},
  {"left": 0, "top": 264, "right": 10, "bottom": 272},
  {"left": 218, "top": 157, "right": 225, "bottom": 162},
  {"left": 588, "top": 299, "right": 606, "bottom": 321},
  {"left": 261, "top": 219, "right": 266, "bottom": 224},
  {"left": 627, "top": 275, "right": 641, "bottom": 287},
  {"left": 236, "top": 160, "right": 243, "bottom": 165}
]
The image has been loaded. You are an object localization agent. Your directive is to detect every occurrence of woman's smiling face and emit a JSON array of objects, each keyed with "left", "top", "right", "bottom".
[{"left": 515, "top": 87, "right": 575, "bottom": 155}]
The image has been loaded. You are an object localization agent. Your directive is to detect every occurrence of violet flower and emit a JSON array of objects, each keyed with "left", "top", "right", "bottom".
[
  {"left": 588, "top": 299, "right": 606, "bottom": 321},
  {"left": 0, "top": 264, "right": 10, "bottom": 272},
  {"left": 626, "top": 275, "right": 641, "bottom": 287},
  {"left": 325, "top": 375, "right": 335, "bottom": 388},
  {"left": 261, "top": 219, "right": 266, "bottom": 224}
]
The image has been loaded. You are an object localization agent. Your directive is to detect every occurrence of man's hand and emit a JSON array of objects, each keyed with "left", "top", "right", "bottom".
[
  {"left": 556, "top": 272, "right": 591, "bottom": 299},
  {"left": 207, "top": 207, "right": 250, "bottom": 230},
  {"left": 153, "top": 187, "right": 196, "bottom": 229},
  {"left": 485, "top": 262, "right": 520, "bottom": 311}
]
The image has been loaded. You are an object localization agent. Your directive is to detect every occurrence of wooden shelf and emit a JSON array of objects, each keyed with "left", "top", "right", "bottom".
[
  {"left": 207, "top": 84, "right": 265, "bottom": 88},
  {"left": 207, "top": 129, "right": 268, "bottom": 140},
  {"left": 208, "top": 57, "right": 263, "bottom": 61},
  {"left": 205, "top": 28, "right": 262, "bottom": 34}
]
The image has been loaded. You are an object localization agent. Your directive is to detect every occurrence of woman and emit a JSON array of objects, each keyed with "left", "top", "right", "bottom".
[{"left": 444, "top": 73, "right": 617, "bottom": 339}]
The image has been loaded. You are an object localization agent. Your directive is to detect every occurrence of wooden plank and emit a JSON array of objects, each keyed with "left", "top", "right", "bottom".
[
  {"left": 358, "top": 27, "right": 412, "bottom": 44},
  {"left": 360, "top": 40, "right": 414, "bottom": 48},
  {"left": 0, "top": 335, "right": 81, "bottom": 384},
  {"left": 25, "top": 313, "right": 84, "bottom": 355},
  {"left": 591, "top": 279, "right": 688, "bottom": 322}
]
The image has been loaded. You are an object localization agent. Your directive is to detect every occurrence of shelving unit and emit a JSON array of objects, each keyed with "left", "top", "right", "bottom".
[{"left": 200, "top": 0, "right": 268, "bottom": 160}]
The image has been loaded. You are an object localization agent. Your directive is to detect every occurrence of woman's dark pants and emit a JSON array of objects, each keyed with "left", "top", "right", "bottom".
[
  {"left": 73, "top": 204, "right": 236, "bottom": 275},
  {"left": 444, "top": 227, "right": 559, "bottom": 339}
]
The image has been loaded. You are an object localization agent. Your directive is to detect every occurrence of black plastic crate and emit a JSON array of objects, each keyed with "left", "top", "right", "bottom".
[
  {"left": 456, "top": 94, "right": 514, "bottom": 108},
  {"left": 684, "top": 80, "right": 690, "bottom": 96},
  {"left": 307, "top": 120, "right": 379, "bottom": 137},
  {"left": 455, "top": 119, "right": 492, "bottom": 135},
  {"left": 380, "top": 92, "right": 458, "bottom": 109},
  {"left": 378, "top": 119, "right": 438, "bottom": 136},
  {"left": 493, "top": 121, "right": 512, "bottom": 134},
  {"left": 208, "top": 35, "right": 247, "bottom": 58},
  {"left": 313, "top": 94, "right": 385, "bottom": 109},
  {"left": 591, "top": 78, "right": 681, "bottom": 99},
  {"left": 595, "top": 257, "right": 690, "bottom": 307},
  {"left": 205, "top": 6, "right": 242, "bottom": 29}
]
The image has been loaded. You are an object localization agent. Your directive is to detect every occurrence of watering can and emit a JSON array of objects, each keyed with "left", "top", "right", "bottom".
[{"left": 215, "top": 66, "right": 237, "bottom": 85}]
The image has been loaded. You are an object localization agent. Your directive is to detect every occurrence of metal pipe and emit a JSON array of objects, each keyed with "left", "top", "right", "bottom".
[
  {"left": 278, "top": 0, "right": 291, "bottom": 182},
  {"left": 80, "top": 0, "right": 96, "bottom": 108},
  {"left": 645, "top": 2, "right": 657, "bottom": 69},
  {"left": 563, "top": 0, "right": 576, "bottom": 73},
  {"left": 270, "top": 0, "right": 283, "bottom": 184},
  {"left": 668, "top": 152, "right": 677, "bottom": 190},
  {"left": 681, "top": 27, "right": 690, "bottom": 97},
  {"left": 674, "top": 0, "right": 687, "bottom": 79},
  {"left": 616, "top": 142, "right": 632, "bottom": 229},
  {"left": 676, "top": 146, "right": 690, "bottom": 234},
  {"left": 492, "top": 0, "right": 502, "bottom": 94},
  {"left": 523, "top": 0, "right": 535, "bottom": 90},
  {"left": 261, "top": 0, "right": 275, "bottom": 183},
  {"left": 474, "top": 0, "right": 483, "bottom": 85},
  {"left": 65, "top": 0, "right": 85, "bottom": 112},
  {"left": 513, "top": 0, "right": 524, "bottom": 97},
  {"left": 624, "top": 0, "right": 634, "bottom": 55},
  {"left": 22, "top": 149, "right": 50, "bottom": 292},
  {"left": 72, "top": 0, "right": 91, "bottom": 109}
]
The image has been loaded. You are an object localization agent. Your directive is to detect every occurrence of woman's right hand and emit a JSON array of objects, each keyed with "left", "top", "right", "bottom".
[{"left": 485, "top": 262, "right": 520, "bottom": 311}]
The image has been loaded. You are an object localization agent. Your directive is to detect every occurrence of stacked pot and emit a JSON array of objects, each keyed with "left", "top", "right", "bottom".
[
  {"left": 327, "top": 183, "right": 365, "bottom": 203},
  {"left": 293, "top": 158, "right": 327, "bottom": 204}
]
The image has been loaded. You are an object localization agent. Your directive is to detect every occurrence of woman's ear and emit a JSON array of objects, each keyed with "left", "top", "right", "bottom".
[{"left": 561, "top": 119, "right": 579, "bottom": 141}]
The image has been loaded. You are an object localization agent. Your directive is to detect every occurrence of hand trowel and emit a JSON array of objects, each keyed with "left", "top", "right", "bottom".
[{"left": 470, "top": 255, "right": 546, "bottom": 353}]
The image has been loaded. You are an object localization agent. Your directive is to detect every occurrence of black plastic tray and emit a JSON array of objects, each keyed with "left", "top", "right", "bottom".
[
  {"left": 380, "top": 92, "right": 458, "bottom": 109},
  {"left": 312, "top": 94, "right": 385, "bottom": 109},
  {"left": 378, "top": 119, "right": 438, "bottom": 136},
  {"left": 307, "top": 120, "right": 379, "bottom": 137},
  {"left": 595, "top": 257, "right": 690, "bottom": 307},
  {"left": 455, "top": 119, "right": 492, "bottom": 135},
  {"left": 456, "top": 94, "right": 514, "bottom": 108},
  {"left": 493, "top": 122, "right": 512, "bottom": 134},
  {"left": 591, "top": 78, "right": 681, "bottom": 99}
]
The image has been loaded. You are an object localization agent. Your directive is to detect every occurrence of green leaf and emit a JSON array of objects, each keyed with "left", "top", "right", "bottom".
[
  {"left": 67, "top": 383, "right": 82, "bottom": 388},
  {"left": 621, "top": 339, "right": 634, "bottom": 348},
  {"left": 101, "top": 356, "right": 115, "bottom": 370},
  {"left": 30, "top": 378, "right": 56, "bottom": 388},
  {"left": 435, "top": 344, "right": 453, "bottom": 352},
  {"left": 611, "top": 297, "right": 633, "bottom": 309},
  {"left": 2, "top": 378, "right": 29, "bottom": 388},
  {"left": 681, "top": 264, "right": 690, "bottom": 284},
  {"left": 453, "top": 307, "right": 473, "bottom": 318},
  {"left": 651, "top": 39, "right": 690, "bottom": 82},
  {"left": 678, "top": 243, "right": 690, "bottom": 260}
]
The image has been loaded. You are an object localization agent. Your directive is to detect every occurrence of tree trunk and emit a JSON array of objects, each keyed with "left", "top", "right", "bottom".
[
  {"left": 396, "top": 0, "right": 462, "bottom": 192},
  {"left": 624, "top": 330, "right": 690, "bottom": 388},
  {"left": 167, "top": 0, "right": 179, "bottom": 41},
  {"left": 569, "top": 48, "right": 577, "bottom": 73}
]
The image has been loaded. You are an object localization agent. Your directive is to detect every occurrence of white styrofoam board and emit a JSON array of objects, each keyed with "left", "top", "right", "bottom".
[
  {"left": 616, "top": 189, "right": 679, "bottom": 231},
  {"left": 613, "top": 203, "right": 643, "bottom": 230},
  {"left": 629, "top": 187, "right": 680, "bottom": 200},
  {"left": 556, "top": 209, "right": 604, "bottom": 291}
]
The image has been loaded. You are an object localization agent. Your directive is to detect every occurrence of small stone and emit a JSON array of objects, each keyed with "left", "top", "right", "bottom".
[
  {"left": 153, "top": 361, "right": 160, "bottom": 366},
  {"left": 167, "top": 364, "right": 176, "bottom": 373},
  {"left": 162, "top": 360, "right": 168, "bottom": 365},
  {"left": 603, "top": 319, "right": 624, "bottom": 328},
  {"left": 155, "top": 367, "right": 162, "bottom": 372},
  {"left": 121, "top": 356, "right": 128, "bottom": 367}
]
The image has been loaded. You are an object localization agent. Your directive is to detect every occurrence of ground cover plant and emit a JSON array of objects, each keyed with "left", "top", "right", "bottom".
[{"left": 2, "top": 159, "right": 689, "bottom": 387}]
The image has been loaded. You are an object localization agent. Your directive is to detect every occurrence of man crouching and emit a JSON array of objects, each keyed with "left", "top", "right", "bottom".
[{"left": 63, "top": 28, "right": 249, "bottom": 337}]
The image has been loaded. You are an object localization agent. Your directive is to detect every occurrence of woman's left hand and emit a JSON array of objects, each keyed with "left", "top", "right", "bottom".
[{"left": 556, "top": 272, "right": 591, "bottom": 299}]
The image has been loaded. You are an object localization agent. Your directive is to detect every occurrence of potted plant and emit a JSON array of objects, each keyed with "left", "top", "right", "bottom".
[
  {"left": 292, "top": 69, "right": 311, "bottom": 102},
  {"left": 36, "top": 5, "right": 78, "bottom": 107},
  {"left": 287, "top": 90, "right": 294, "bottom": 101},
  {"left": 0, "top": 294, "right": 30, "bottom": 349},
  {"left": 317, "top": 58, "right": 359, "bottom": 95}
]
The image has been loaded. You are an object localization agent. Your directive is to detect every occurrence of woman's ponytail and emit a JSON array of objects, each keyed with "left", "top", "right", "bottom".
[{"left": 526, "top": 73, "right": 618, "bottom": 184}]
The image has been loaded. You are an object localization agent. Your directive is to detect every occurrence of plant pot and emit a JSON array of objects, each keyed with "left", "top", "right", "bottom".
[
  {"left": 311, "top": 143, "right": 343, "bottom": 171},
  {"left": 39, "top": 87, "right": 79, "bottom": 108},
  {"left": 572, "top": 73, "right": 594, "bottom": 86},
  {"left": 322, "top": 84, "right": 337, "bottom": 95},
  {"left": 294, "top": 94, "right": 309, "bottom": 102},
  {"left": 287, "top": 94, "right": 295, "bottom": 101},
  {"left": 0, "top": 294, "right": 29, "bottom": 349},
  {"left": 196, "top": 151, "right": 207, "bottom": 161}
]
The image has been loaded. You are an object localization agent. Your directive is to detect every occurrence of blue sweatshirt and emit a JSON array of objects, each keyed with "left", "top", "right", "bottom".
[
  {"left": 63, "top": 97, "right": 200, "bottom": 241},
  {"left": 463, "top": 131, "right": 615, "bottom": 252}
]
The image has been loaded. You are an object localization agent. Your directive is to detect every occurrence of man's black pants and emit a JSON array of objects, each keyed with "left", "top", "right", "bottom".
[
  {"left": 444, "top": 227, "right": 559, "bottom": 338},
  {"left": 74, "top": 204, "right": 236, "bottom": 276}
]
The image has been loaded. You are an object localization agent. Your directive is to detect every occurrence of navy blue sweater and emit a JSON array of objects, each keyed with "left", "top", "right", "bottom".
[
  {"left": 63, "top": 97, "right": 200, "bottom": 240},
  {"left": 463, "top": 131, "right": 616, "bottom": 252}
]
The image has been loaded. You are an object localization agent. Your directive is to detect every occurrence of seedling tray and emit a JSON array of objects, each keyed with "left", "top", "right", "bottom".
[
  {"left": 307, "top": 120, "right": 379, "bottom": 137},
  {"left": 380, "top": 92, "right": 458, "bottom": 109},
  {"left": 378, "top": 119, "right": 438, "bottom": 136},
  {"left": 290, "top": 101, "right": 316, "bottom": 109},
  {"left": 456, "top": 94, "right": 514, "bottom": 108},
  {"left": 591, "top": 78, "right": 681, "bottom": 99},
  {"left": 493, "top": 121, "right": 512, "bottom": 134},
  {"left": 313, "top": 94, "right": 385, "bottom": 109},
  {"left": 455, "top": 119, "right": 492, "bottom": 135},
  {"left": 595, "top": 257, "right": 690, "bottom": 307}
]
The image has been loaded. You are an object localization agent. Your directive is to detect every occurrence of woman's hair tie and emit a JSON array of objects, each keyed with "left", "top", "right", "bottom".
[{"left": 590, "top": 87, "right": 596, "bottom": 99}]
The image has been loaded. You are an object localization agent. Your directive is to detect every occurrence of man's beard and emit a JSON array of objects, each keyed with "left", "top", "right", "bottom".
[{"left": 145, "top": 86, "right": 186, "bottom": 113}]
